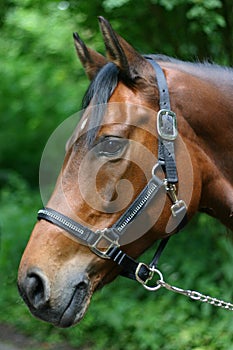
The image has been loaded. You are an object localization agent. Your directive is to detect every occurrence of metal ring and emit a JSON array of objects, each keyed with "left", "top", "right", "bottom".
[{"left": 142, "top": 268, "right": 164, "bottom": 291}]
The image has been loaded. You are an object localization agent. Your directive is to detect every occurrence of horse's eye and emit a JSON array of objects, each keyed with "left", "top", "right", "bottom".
[{"left": 96, "top": 137, "right": 128, "bottom": 157}]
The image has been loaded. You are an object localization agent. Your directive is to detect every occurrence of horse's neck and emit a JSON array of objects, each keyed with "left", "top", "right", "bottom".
[
  {"left": 197, "top": 98, "right": 233, "bottom": 229},
  {"left": 188, "top": 78, "right": 233, "bottom": 183},
  {"left": 170, "top": 67, "right": 233, "bottom": 229}
]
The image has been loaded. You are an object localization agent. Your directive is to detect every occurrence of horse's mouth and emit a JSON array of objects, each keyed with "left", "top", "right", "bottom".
[{"left": 58, "top": 281, "right": 91, "bottom": 328}]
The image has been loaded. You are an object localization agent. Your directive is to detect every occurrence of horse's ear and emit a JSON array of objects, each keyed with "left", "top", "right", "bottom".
[
  {"left": 98, "top": 16, "right": 147, "bottom": 80},
  {"left": 73, "top": 32, "right": 107, "bottom": 80}
]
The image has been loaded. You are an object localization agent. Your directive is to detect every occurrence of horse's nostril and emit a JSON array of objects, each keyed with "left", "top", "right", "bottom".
[
  {"left": 27, "top": 275, "right": 43, "bottom": 307},
  {"left": 23, "top": 269, "right": 50, "bottom": 310}
]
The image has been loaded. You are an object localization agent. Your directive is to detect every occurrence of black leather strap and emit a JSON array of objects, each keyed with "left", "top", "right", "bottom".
[
  {"left": 147, "top": 59, "right": 171, "bottom": 110},
  {"left": 146, "top": 58, "right": 178, "bottom": 183},
  {"left": 149, "top": 236, "right": 170, "bottom": 268},
  {"left": 37, "top": 208, "right": 97, "bottom": 245},
  {"left": 108, "top": 246, "right": 152, "bottom": 282}
]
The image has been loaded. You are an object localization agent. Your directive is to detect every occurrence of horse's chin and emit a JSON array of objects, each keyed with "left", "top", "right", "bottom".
[
  {"left": 28, "top": 291, "right": 92, "bottom": 328},
  {"left": 55, "top": 287, "right": 92, "bottom": 328},
  {"left": 57, "top": 269, "right": 121, "bottom": 328},
  {"left": 48, "top": 270, "right": 120, "bottom": 328}
]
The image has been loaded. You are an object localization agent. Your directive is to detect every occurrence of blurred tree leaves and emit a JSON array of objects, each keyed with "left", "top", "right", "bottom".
[
  {"left": 0, "top": 0, "right": 232, "bottom": 186},
  {"left": 0, "top": 0, "right": 89, "bottom": 185}
]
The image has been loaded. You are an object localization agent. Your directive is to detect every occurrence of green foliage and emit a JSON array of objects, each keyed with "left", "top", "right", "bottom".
[
  {"left": 0, "top": 1, "right": 89, "bottom": 185},
  {"left": 187, "top": 0, "right": 225, "bottom": 35},
  {"left": 103, "top": 0, "right": 131, "bottom": 10}
]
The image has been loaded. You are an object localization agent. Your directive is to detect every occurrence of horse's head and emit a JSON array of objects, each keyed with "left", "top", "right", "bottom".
[{"left": 18, "top": 17, "right": 201, "bottom": 327}]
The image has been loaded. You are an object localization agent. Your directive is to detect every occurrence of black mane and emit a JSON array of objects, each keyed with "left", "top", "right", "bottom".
[{"left": 82, "top": 62, "right": 119, "bottom": 147}]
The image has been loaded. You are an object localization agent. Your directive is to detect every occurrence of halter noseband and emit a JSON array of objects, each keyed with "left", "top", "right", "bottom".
[{"left": 37, "top": 59, "right": 187, "bottom": 287}]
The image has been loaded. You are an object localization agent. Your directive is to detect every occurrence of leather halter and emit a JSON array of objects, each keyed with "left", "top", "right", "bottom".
[{"left": 37, "top": 59, "right": 187, "bottom": 286}]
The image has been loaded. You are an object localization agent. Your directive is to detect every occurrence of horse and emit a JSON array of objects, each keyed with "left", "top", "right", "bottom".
[{"left": 17, "top": 17, "right": 233, "bottom": 328}]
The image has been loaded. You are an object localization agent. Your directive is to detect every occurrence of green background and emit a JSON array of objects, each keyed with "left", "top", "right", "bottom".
[{"left": 1, "top": 0, "right": 233, "bottom": 349}]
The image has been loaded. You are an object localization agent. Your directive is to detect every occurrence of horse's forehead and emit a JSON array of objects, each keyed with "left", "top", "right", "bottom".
[
  {"left": 109, "top": 82, "right": 145, "bottom": 104},
  {"left": 102, "top": 82, "right": 156, "bottom": 128}
]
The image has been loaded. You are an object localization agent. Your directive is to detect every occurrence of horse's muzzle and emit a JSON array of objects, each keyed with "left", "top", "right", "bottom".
[{"left": 17, "top": 267, "right": 91, "bottom": 327}]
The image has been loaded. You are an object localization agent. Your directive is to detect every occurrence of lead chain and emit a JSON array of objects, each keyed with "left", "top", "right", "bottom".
[
  {"left": 142, "top": 268, "right": 233, "bottom": 311},
  {"left": 157, "top": 280, "right": 233, "bottom": 311}
]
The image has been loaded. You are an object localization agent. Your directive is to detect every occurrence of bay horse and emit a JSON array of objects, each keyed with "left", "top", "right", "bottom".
[{"left": 18, "top": 17, "right": 233, "bottom": 328}]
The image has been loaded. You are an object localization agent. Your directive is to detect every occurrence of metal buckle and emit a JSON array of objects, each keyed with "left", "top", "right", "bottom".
[
  {"left": 142, "top": 267, "right": 164, "bottom": 291},
  {"left": 90, "top": 228, "right": 119, "bottom": 259},
  {"left": 135, "top": 262, "right": 153, "bottom": 284},
  {"left": 171, "top": 200, "right": 187, "bottom": 217},
  {"left": 157, "top": 109, "right": 177, "bottom": 141},
  {"left": 164, "top": 180, "right": 187, "bottom": 217},
  {"left": 151, "top": 163, "right": 164, "bottom": 185}
]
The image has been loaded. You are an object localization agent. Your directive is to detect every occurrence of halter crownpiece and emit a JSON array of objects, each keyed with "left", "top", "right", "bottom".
[{"left": 37, "top": 59, "right": 187, "bottom": 285}]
